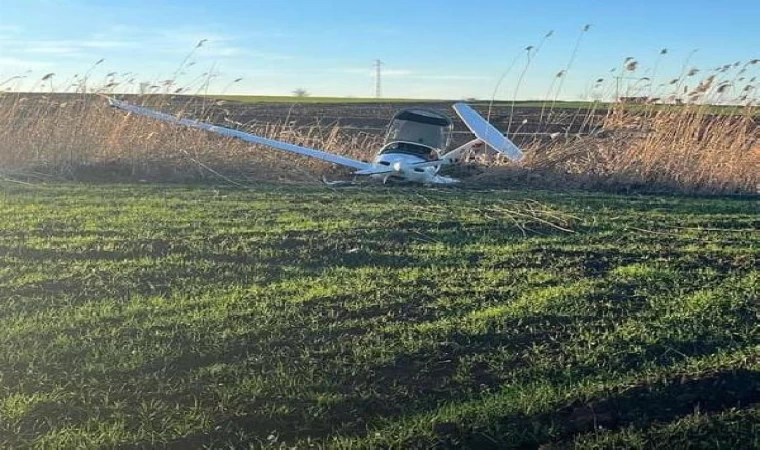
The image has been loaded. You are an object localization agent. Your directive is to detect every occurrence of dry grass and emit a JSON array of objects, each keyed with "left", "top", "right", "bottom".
[
  {"left": 0, "top": 93, "right": 380, "bottom": 185},
  {"left": 470, "top": 102, "right": 759, "bottom": 193},
  {"left": 0, "top": 65, "right": 758, "bottom": 194}
]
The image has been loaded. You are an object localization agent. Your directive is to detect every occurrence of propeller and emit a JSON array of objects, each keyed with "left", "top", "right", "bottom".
[{"left": 354, "top": 159, "right": 440, "bottom": 176}]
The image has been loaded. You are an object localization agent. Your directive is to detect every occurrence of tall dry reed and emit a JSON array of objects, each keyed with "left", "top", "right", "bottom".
[{"left": 0, "top": 54, "right": 757, "bottom": 193}]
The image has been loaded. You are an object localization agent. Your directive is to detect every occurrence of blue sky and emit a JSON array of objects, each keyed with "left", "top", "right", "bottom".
[{"left": 1, "top": 0, "right": 758, "bottom": 99}]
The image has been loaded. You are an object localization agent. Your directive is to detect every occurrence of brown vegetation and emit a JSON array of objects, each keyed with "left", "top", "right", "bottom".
[
  {"left": 0, "top": 69, "right": 757, "bottom": 194},
  {"left": 472, "top": 103, "right": 759, "bottom": 193}
]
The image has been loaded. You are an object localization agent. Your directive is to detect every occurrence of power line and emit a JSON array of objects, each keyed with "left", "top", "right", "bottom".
[{"left": 374, "top": 59, "right": 383, "bottom": 98}]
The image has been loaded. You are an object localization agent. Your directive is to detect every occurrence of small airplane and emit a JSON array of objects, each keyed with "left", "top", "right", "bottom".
[{"left": 106, "top": 97, "right": 524, "bottom": 185}]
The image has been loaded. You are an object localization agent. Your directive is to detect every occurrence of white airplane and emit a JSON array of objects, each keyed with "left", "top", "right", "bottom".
[{"left": 106, "top": 97, "right": 524, "bottom": 185}]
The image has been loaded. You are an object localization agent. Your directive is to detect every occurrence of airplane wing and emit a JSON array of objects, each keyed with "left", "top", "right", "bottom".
[
  {"left": 452, "top": 103, "right": 524, "bottom": 161},
  {"left": 106, "top": 97, "right": 373, "bottom": 172}
]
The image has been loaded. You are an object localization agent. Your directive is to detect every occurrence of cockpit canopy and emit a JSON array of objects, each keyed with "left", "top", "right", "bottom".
[{"left": 384, "top": 108, "right": 453, "bottom": 151}]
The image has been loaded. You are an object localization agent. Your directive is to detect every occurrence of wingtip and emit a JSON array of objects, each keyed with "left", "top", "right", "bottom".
[
  {"left": 504, "top": 145, "right": 526, "bottom": 162},
  {"left": 95, "top": 93, "right": 114, "bottom": 104},
  {"left": 98, "top": 94, "right": 118, "bottom": 107}
]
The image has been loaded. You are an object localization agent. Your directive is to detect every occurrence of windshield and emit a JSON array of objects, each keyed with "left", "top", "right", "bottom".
[
  {"left": 384, "top": 109, "right": 452, "bottom": 149},
  {"left": 378, "top": 141, "right": 439, "bottom": 160}
]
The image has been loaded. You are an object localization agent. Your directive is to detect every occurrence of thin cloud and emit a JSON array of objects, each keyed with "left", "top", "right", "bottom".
[
  {"left": 244, "top": 50, "right": 292, "bottom": 61},
  {"left": 324, "top": 68, "right": 484, "bottom": 80},
  {"left": 384, "top": 69, "right": 414, "bottom": 77},
  {"left": 0, "top": 56, "right": 51, "bottom": 69},
  {"left": 3, "top": 39, "right": 139, "bottom": 56},
  {"left": 0, "top": 25, "right": 22, "bottom": 33},
  {"left": 408, "top": 74, "right": 490, "bottom": 81},
  {"left": 100, "top": 24, "right": 142, "bottom": 35},
  {"left": 160, "top": 29, "right": 236, "bottom": 47},
  {"left": 1, "top": 29, "right": 290, "bottom": 62},
  {"left": 25, "top": 45, "right": 83, "bottom": 56},
  {"left": 195, "top": 46, "right": 292, "bottom": 60},
  {"left": 328, "top": 68, "right": 413, "bottom": 76},
  {"left": 202, "top": 47, "right": 244, "bottom": 58},
  {"left": 327, "top": 68, "right": 372, "bottom": 75},
  {"left": 76, "top": 40, "right": 140, "bottom": 49}
]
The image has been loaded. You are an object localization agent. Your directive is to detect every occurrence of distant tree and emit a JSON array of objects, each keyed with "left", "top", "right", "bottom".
[{"left": 292, "top": 88, "right": 310, "bottom": 97}]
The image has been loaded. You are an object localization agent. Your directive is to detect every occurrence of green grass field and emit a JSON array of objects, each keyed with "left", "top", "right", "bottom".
[{"left": 1, "top": 183, "right": 758, "bottom": 449}]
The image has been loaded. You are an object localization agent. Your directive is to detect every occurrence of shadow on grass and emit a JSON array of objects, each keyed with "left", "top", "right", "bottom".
[
  {"left": 153, "top": 296, "right": 748, "bottom": 447},
  {"left": 426, "top": 368, "right": 760, "bottom": 449},
  {"left": 6, "top": 274, "right": 757, "bottom": 449}
]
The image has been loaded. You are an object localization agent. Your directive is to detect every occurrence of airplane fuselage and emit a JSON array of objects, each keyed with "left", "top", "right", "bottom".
[
  {"left": 362, "top": 141, "right": 459, "bottom": 185},
  {"left": 370, "top": 152, "right": 437, "bottom": 183}
]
